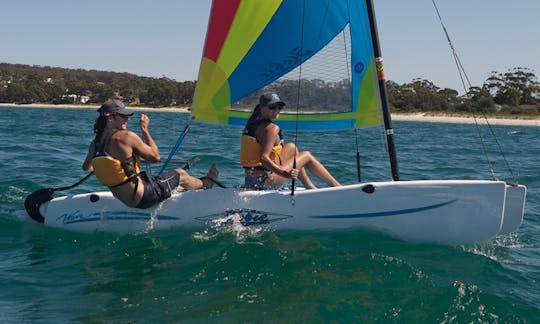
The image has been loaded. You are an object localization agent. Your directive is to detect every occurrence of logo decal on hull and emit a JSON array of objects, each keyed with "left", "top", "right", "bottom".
[
  {"left": 56, "top": 211, "right": 180, "bottom": 224},
  {"left": 197, "top": 209, "right": 292, "bottom": 226}
]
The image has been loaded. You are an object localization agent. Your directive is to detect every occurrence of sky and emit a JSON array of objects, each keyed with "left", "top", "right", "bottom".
[{"left": 2, "top": 0, "right": 539, "bottom": 93}]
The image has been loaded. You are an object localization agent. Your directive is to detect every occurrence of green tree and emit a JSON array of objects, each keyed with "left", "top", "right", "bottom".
[
  {"left": 6, "top": 83, "right": 27, "bottom": 103},
  {"left": 408, "top": 79, "right": 443, "bottom": 110},
  {"left": 0, "top": 84, "right": 7, "bottom": 102},
  {"left": 386, "top": 80, "right": 414, "bottom": 111},
  {"left": 484, "top": 67, "right": 539, "bottom": 105},
  {"left": 143, "top": 77, "right": 178, "bottom": 106},
  {"left": 90, "top": 83, "right": 116, "bottom": 103},
  {"left": 177, "top": 81, "right": 195, "bottom": 105},
  {"left": 26, "top": 84, "right": 48, "bottom": 102},
  {"left": 44, "top": 81, "right": 66, "bottom": 102},
  {"left": 458, "top": 86, "right": 495, "bottom": 112}
]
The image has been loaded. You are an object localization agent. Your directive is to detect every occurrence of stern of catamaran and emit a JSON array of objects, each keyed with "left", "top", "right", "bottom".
[{"left": 500, "top": 183, "right": 527, "bottom": 235}]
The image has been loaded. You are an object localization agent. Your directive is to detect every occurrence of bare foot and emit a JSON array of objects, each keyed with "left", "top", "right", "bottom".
[{"left": 201, "top": 164, "right": 219, "bottom": 189}]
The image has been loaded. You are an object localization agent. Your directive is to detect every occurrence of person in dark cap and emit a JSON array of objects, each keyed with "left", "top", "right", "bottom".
[
  {"left": 240, "top": 92, "right": 340, "bottom": 190},
  {"left": 83, "top": 99, "right": 218, "bottom": 209}
]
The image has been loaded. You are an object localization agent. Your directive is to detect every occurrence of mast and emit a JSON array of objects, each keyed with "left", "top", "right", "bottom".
[{"left": 365, "top": 0, "right": 400, "bottom": 181}]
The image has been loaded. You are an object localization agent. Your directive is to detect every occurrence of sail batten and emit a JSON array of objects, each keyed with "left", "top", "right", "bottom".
[{"left": 192, "top": 0, "right": 383, "bottom": 131}]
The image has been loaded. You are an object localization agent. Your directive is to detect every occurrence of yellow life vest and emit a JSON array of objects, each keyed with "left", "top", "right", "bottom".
[
  {"left": 92, "top": 155, "right": 141, "bottom": 187},
  {"left": 240, "top": 135, "right": 283, "bottom": 168}
]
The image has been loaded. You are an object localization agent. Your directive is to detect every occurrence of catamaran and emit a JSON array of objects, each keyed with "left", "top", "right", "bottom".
[{"left": 25, "top": 0, "right": 527, "bottom": 244}]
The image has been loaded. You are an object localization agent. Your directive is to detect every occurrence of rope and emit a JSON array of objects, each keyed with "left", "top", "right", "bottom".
[
  {"left": 341, "top": 2, "right": 362, "bottom": 182},
  {"left": 158, "top": 117, "right": 193, "bottom": 175},
  {"left": 290, "top": 0, "right": 308, "bottom": 197},
  {"left": 431, "top": 0, "right": 516, "bottom": 182},
  {"left": 53, "top": 172, "right": 94, "bottom": 192}
]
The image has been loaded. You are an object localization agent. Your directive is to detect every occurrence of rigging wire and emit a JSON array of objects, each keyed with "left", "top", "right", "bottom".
[
  {"left": 290, "top": 0, "right": 309, "bottom": 197},
  {"left": 431, "top": 0, "right": 516, "bottom": 182},
  {"left": 158, "top": 117, "right": 193, "bottom": 175},
  {"left": 341, "top": 1, "right": 362, "bottom": 183},
  {"left": 343, "top": 30, "right": 362, "bottom": 182}
]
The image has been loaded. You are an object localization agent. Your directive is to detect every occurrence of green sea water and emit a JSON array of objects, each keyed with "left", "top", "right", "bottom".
[{"left": 1, "top": 106, "right": 538, "bottom": 322}]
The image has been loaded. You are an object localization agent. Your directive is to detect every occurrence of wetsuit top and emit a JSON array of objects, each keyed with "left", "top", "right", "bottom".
[
  {"left": 91, "top": 130, "right": 141, "bottom": 188},
  {"left": 240, "top": 119, "right": 283, "bottom": 169}
]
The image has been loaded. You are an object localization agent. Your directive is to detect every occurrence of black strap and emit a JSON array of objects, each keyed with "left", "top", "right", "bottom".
[
  {"left": 243, "top": 166, "right": 268, "bottom": 171},
  {"left": 52, "top": 172, "right": 94, "bottom": 191},
  {"left": 198, "top": 176, "right": 227, "bottom": 189},
  {"left": 25, "top": 172, "right": 94, "bottom": 223}
]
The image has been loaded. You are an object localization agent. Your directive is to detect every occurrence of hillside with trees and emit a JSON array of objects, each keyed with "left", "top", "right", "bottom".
[
  {"left": 386, "top": 67, "right": 539, "bottom": 116},
  {"left": 0, "top": 63, "right": 538, "bottom": 116},
  {"left": 0, "top": 63, "right": 194, "bottom": 107}
]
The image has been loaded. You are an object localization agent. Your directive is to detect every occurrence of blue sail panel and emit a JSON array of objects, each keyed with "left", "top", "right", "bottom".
[{"left": 192, "top": 0, "right": 383, "bottom": 130}]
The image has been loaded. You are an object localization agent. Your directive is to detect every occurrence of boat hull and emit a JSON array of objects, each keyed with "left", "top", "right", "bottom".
[
  {"left": 500, "top": 184, "right": 527, "bottom": 235},
  {"left": 33, "top": 180, "right": 526, "bottom": 244}
]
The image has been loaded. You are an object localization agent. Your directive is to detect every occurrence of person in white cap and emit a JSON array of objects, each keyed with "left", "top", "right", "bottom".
[{"left": 82, "top": 99, "right": 218, "bottom": 209}]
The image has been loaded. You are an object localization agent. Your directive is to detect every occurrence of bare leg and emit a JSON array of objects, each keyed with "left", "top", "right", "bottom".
[
  {"left": 279, "top": 143, "right": 340, "bottom": 187},
  {"left": 298, "top": 169, "right": 317, "bottom": 189},
  {"left": 296, "top": 151, "right": 341, "bottom": 187},
  {"left": 273, "top": 143, "right": 317, "bottom": 189},
  {"left": 177, "top": 163, "right": 219, "bottom": 190}
]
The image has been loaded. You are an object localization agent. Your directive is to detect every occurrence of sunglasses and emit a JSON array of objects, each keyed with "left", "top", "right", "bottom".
[
  {"left": 113, "top": 113, "right": 130, "bottom": 119},
  {"left": 268, "top": 104, "right": 283, "bottom": 111}
]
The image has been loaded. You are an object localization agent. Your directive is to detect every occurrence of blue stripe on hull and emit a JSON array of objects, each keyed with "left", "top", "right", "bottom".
[
  {"left": 310, "top": 200, "right": 457, "bottom": 219},
  {"left": 54, "top": 200, "right": 456, "bottom": 226}
]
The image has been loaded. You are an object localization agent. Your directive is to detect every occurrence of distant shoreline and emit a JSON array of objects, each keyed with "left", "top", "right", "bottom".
[
  {"left": 0, "top": 102, "right": 191, "bottom": 113},
  {"left": 1, "top": 103, "right": 538, "bottom": 126},
  {"left": 391, "top": 112, "right": 540, "bottom": 127}
]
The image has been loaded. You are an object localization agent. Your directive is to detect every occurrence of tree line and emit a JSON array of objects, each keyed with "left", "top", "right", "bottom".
[
  {"left": 0, "top": 63, "right": 194, "bottom": 107},
  {"left": 1, "top": 63, "right": 538, "bottom": 115},
  {"left": 386, "top": 67, "right": 539, "bottom": 115}
]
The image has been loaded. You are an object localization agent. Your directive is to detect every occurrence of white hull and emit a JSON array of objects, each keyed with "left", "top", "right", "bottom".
[
  {"left": 500, "top": 184, "right": 527, "bottom": 235},
  {"left": 35, "top": 180, "right": 526, "bottom": 244}
]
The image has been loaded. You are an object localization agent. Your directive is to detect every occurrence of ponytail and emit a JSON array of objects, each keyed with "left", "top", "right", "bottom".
[
  {"left": 92, "top": 115, "right": 110, "bottom": 155},
  {"left": 245, "top": 104, "right": 263, "bottom": 131}
]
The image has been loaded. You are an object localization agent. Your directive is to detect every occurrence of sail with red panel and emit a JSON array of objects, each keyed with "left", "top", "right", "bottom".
[{"left": 191, "top": 0, "right": 383, "bottom": 130}]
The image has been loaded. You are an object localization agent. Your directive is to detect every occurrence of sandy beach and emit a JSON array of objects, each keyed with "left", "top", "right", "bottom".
[
  {"left": 1, "top": 103, "right": 538, "bottom": 126},
  {"left": 391, "top": 112, "right": 540, "bottom": 127}
]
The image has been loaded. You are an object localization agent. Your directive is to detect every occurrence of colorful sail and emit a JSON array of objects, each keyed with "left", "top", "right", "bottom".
[{"left": 192, "top": 0, "right": 382, "bottom": 130}]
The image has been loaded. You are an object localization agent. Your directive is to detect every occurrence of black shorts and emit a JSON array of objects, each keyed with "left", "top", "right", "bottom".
[{"left": 135, "top": 170, "right": 180, "bottom": 209}]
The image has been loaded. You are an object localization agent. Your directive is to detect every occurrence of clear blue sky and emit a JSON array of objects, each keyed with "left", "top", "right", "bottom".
[{"left": 2, "top": 0, "right": 539, "bottom": 92}]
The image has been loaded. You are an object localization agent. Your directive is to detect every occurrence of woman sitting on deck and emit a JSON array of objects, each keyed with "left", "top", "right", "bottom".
[
  {"left": 83, "top": 99, "right": 218, "bottom": 209},
  {"left": 240, "top": 92, "right": 341, "bottom": 190}
]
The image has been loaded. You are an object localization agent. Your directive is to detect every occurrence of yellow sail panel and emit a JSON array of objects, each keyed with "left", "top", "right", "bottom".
[
  {"left": 192, "top": 58, "right": 229, "bottom": 123},
  {"left": 217, "top": 0, "right": 283, "bottom": 78},
  {"left": 353, "top": 59, "right": 383, "bottom": 127}
]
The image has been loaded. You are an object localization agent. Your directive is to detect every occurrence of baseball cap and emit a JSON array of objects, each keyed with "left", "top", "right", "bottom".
[
  {"left": 97, "top": 99, "right": 133, "bottom": 116},
  {"left": 259, "top": 92, "right": 285, "bottom": 107}
]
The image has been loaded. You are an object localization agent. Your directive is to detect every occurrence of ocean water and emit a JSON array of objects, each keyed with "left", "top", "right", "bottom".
[{"left": 0, "top": 106, "right": 538, "bottom": 322}]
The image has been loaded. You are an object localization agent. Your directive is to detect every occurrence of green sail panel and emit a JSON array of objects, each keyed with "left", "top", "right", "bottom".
[{"left": 192, "top": 0, "right": 382, "bottom": 130}]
